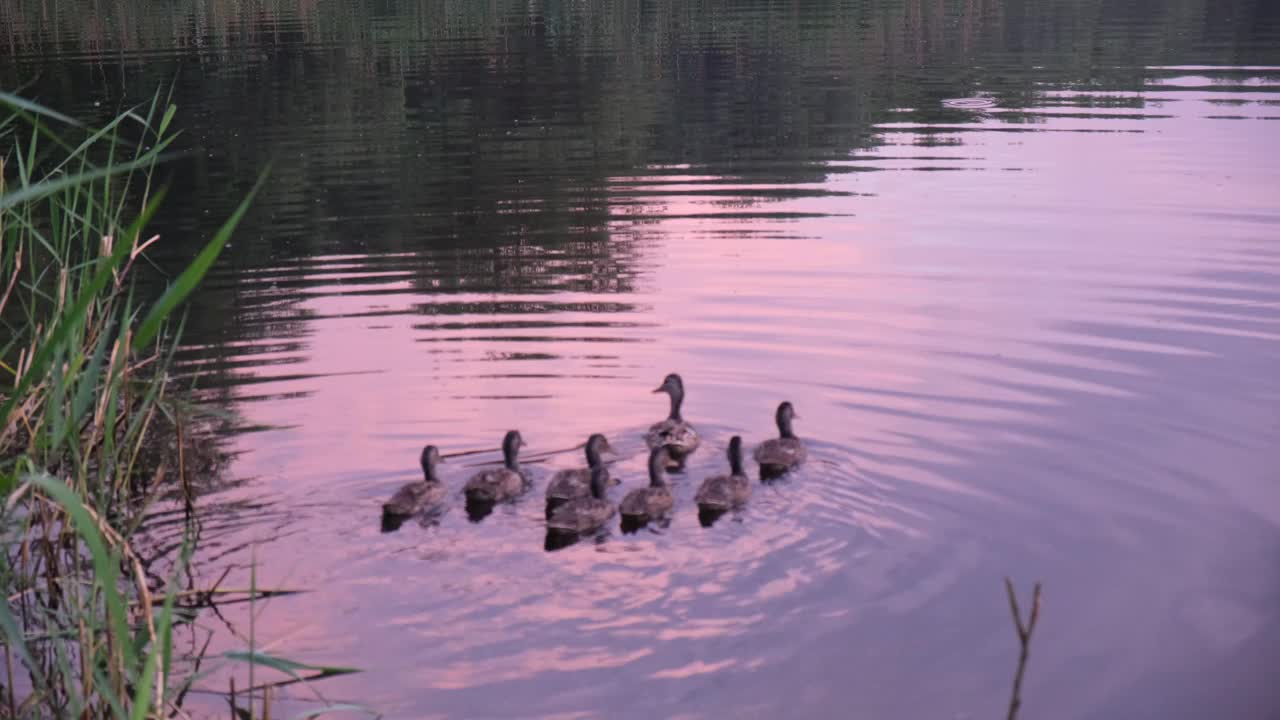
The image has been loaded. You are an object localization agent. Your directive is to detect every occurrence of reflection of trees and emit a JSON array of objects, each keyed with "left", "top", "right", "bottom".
[{"left": 2, "top": 0, "right": 1274, "bottom": 388}]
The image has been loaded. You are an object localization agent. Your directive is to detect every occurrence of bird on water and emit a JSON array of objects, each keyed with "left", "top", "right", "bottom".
[
  {"left": 545, "top": 433, "right": 617, "bottom": 514},
  {"left": 754, "top": 401, "right": 807, "bottom": 479},
  {"left": 619, "top": 445, "right": 677, "bottom": 528},
  {"left": 464, "top": 430, "right": 529, "bottom": 504},
  {"left": 644, "top": 373, "right": 700, "bottom": 464},
  {"left": 546, "top": 466, "right": 617, "bottom": 536},
  {"left": 695, "top": 435, "right": 751, "bottom": 512},
  {"left": 382, "top": 444, "right": 449, "bottom": 519}
]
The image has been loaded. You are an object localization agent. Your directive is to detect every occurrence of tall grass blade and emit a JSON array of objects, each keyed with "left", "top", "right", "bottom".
[
  {"left": 221, "top": 652, "right": 360, "bottom": 681},
  {"left": 0, "top": 90, "right": 84, "bottom": 128},
  {"left": 0, "top": 153, "right": 173, "bottom": 213},
  {"left": 133, "top": 166, "right": 270, "bottom": 349}
]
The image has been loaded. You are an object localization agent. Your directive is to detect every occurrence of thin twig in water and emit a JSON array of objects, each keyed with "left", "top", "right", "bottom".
[
  {"left": 1004, "top": 577, "right": 1043, "bottom": 720},
  {"left": 249, "top": 544, "right": 257, "bottom": 720}
]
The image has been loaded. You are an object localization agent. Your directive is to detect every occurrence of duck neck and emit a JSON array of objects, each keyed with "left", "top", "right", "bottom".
[
  {"left": 503, "top": 445, "right": 520, "bottom": 473},
  {"left": 585, "top": 442, "right": 602, "bottom": 468},
  {"left": 590, "top": 473, "right": 608, "bottom": 500},
  {"left": 422, "top": 462, "right": 439, "bottom": 483},
  {"left": 648, "top": 452, "right": 668, "bottom": 488},
  {"left": 778, "top": 414, "right": 797, "bottom": 440},
  {"left": 729, "top": 447, "right": 745, "bottom": 476},
  {"left": 667, "top": 388, "right": 684, "bottom": 422}
]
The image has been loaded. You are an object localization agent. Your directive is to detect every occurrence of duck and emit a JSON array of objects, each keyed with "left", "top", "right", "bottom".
[
  {"left": 464, "top": 430, "right": 528, "bottom": 503},
  {"left": 754, "top": 401, "right": 807, "bottom": 478},
  {"left": 546, "top": 466, "right": 617, "bottom": 536},
  {"left": 545, "top": 433, "right": 617, "bottom": 511},
  {"left": 619, "top": 445, "right": 676, "bottom": 523},
  {"left": 695, "top": 436, "right": 751, "bottom": 511},
  {"left": 644, "top": 373, "right": 700, "bottom": 461},
  {"left": 382, "top": 445, "right": 448, "bottom": 518}
]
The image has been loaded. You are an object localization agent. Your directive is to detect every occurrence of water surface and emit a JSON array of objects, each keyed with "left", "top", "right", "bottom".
[{"left": 6, "top": 1, "right": 1280, "bottom": 717}]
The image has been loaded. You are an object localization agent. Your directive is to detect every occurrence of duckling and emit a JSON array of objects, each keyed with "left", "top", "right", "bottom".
[
  {"left": 695, "top": 436, "right": 751, "bottom": 511},
  {"left": 644, "top": 373, "right": 700, "bottom": 461},
  {"left": 619, "top": 445, "right": 676, "bottom": 523},
  {"left": 545, "top": 433, "right": 617, "bottom": 510},
  {"left": 382, "top": 445, "right": 448, "bottom": 518},
  {"left": 464, "top": 430, "right": 528, "bottom": 503},
  {"left": 754, "top": 401, "right": 807, "bottom": 478},
  {"left": 546, "top": 466, "right": 616, "bottom": 536}
]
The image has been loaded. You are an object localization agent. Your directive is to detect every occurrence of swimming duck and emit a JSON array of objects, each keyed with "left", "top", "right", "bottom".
[
  {"left": 695, "top": 436, "right": 751, "bottom": 511},
  {"left": 619, "top": 445, "right": 676, "bottom": 523},
  {"left": 546, "top": 466, "right": 617, "bottom": 535},
  {"left": 382, "top": 445, "right": 448, "bottom": 518},
  {"left": 644, "top": 373, "right": 700, "bottom": 461},
  {"left": 754, "top": 401, "right": 807, "bottom": 478},
  {"left": 464, "top": 430, "right": 528, "bottom": 503},
  {"left": 545, "top": 433, "right": 617, "bottom": 509}
]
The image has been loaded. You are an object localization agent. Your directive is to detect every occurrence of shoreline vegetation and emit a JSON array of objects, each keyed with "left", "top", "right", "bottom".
[{"left": 0, "top": 91, "right": 360, "bottom": 718}]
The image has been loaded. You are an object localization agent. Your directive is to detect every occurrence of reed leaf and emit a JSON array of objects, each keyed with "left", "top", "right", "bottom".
[
  {"left": 133, "top": 167, "right": 270, "bottom": 350},
  {"left": 221, "top": 652, "right": 361, "bottom": 681}
]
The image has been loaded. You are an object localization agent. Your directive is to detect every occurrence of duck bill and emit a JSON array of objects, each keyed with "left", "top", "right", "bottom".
[{"left": 651, "top": 386, "right": 665, "bottom": 393}]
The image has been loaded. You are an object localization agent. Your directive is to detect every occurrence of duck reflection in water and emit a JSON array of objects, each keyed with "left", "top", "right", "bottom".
[{"left": 544, "top": 526, "right": 612, "bottom": 552}]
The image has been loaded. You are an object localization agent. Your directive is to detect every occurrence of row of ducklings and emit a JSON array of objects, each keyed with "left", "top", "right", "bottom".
[{"left": 381, "top": 372, "right": 807, "bottom": 536}]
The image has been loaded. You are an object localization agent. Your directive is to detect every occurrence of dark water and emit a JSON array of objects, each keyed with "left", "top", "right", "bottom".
[{"left": 6, "top": 0, "right": 1280, "bottom": 717}]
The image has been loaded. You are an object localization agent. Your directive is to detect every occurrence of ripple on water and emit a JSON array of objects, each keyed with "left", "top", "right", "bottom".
[{"left": 23, "top": 5, "right": 1273, "bottom": 714}]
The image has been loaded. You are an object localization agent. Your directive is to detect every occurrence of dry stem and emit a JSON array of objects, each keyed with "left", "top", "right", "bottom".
[{"left": 1004, "top": 577, "right": 1043, "bottom": 720}]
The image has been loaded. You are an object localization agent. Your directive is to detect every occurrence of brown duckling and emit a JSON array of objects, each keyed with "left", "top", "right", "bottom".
[
  {"left": 695, "top": 436, "right": 751, "bottom": 511},
  {"left": 464, "top": 430, "right": 528, "bottom": 503},
  {"left": 383, "top": 445, "right": 448, "bottom": 518},
  {"left": 619, "top": 445, "right": 676, "bottom": 524},
  {"left": 545, "top": 433, "right": 617, "bottom": 509},
  {"left": 754, "top": 401, "right": 807, "bottom": 478},
  {"left": 546, "top": 466, "right": 617, "bottom": 536}
]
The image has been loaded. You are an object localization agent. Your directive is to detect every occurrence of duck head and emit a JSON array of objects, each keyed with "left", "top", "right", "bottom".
[
  {"left": 652, "top": 373, "right": 686, "bottom": 421},
  {"left": 775, "top": 401, "right": 799, "bottom": 439},
  {"left": 589, "top": 466, "right": 610, "bottom": 500},
  {"left": 420, "top": 444, "right": 444, "bottom": 481},
  {"left": 502, "top": 430, "right": 525, "bottom": 470},
  {"left": 584, "top": 433, "right": 616, "bottom": 467},
  {"left": 726, "top": 435, "right": 745, "bottom": 476}
]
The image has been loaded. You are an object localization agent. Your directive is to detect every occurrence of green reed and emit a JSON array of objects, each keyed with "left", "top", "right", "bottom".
[{"left": 0, "top": 91, "right": 361, "bottom": 718}]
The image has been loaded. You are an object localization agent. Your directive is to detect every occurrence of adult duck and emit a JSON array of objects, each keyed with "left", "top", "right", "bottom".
[
  {"left": 545, "top": 433, "right": 617, "bottom": 511},
  {"left": 382, "top": 445, "right": 448, "bottom": 518},
  {"left": 644, "top": 373, "right": 700, "bottom": 461},
  {"left": 464, "top": 430, "right": 528, "bottom": 503},
  {"left": 695, "top": 436, "right": 751, "bottom": 512},
  {"left": 619, "top": 445, "right": 676, "bottom": 524},
  {"left": 546, "top": 467, "right": 617, "bottom": 536},
  {"left": 754, "top": 401, "right": 806, "bottom": 479}
]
